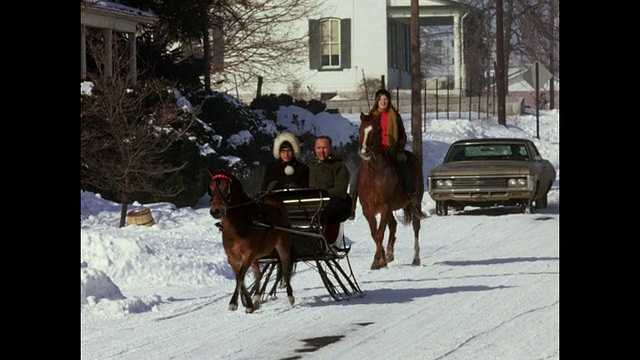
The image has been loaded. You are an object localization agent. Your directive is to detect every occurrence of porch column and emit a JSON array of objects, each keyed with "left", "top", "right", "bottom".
[
  {"left": 453, "top": 13, "right": 462, "bottom": 92},
  {"left": 128, "top": 32, "right": 137, "bottom": 85},
  {"left": 102, "top": 28, "right": 113, "bottom": 77},
  {"left": 81, "top": 25, "right": 87, "bottom": 80},
  {"left": 458, "top": 12, "right": 469, "bottom": 94}
]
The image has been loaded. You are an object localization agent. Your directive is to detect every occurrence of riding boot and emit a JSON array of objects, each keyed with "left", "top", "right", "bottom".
[
  {"left": 324, "top": 222, "right": 340, "bottom": 245},
  {"left": 408, "top": 192, "right": 426, "bottom": 219},
  {"left": 349, "top": 193, "right": 357, "bottom": 220}
]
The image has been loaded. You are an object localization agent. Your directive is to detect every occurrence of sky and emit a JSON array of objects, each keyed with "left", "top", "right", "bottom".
[{"left": 81, "top": 105, "right": 559, "bottom": 360}]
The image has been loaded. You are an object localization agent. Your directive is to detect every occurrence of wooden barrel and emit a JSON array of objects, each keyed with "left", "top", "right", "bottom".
[{"left": 127, "top": 207, "right": 155, "bottom": 226}]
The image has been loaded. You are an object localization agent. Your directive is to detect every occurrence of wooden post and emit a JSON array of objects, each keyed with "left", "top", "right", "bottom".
[
  {"left": 468, "top": 78, "right": 472, "bottom": 121},
  {"left": 458, "top": 76, "right": 462, "bottom": 118},
  {"left": 256, "top": 76, "right": 263, "bottom": 98},
  {"left": 363, "top": 69, "right": 370, "bottom": 108},
  {"left": 496, "top": 0, "right": 507, "bottom": 125},
  {"left": 486, "top": 69, "right": 490, "bottom": 118},
  {"left": 435, "top": 80, "right": 439, "bottom": 120},
  {"left": 410, "top": 0, "right": 423, "bottom": 169},
  {"left": 423, "top": 80, "right": 427, "bottom": 133},
  {"left": 477, "top": 75, "right": 481, "bottom": 117}
]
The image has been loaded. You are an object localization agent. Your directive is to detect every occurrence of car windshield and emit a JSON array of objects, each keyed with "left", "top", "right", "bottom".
[{"left": 446, "top": 143, "right": 529, "bottom": 162}]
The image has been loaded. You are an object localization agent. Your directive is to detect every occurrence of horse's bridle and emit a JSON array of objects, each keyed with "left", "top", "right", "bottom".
[
  {"left": 209, "top": 173, "right": 253, "bottom": 218},
  {"left": 209, "top": 173, "right": 234, "bottom": 217}
]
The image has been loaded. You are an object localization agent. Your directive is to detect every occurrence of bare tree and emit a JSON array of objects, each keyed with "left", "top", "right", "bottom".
[
  {"left": 460, "top": 0, "right": 559, "bottom": 89},
  {"left": 357, "top": 77, "right": 382, "bottom": 101},
  {"left": 210, "top": 0, "right": 322, "bottom": 93},
  {"left": 81, "top": 32, "right": 198, "bottom": 227},
  {"left": 513, "top": 0, "right": 559, "bottom": 107}
]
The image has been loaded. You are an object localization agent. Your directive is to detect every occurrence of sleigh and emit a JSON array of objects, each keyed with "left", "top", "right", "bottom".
[{"left": 251, "top": 188, "right": 364, "bottom": 302}]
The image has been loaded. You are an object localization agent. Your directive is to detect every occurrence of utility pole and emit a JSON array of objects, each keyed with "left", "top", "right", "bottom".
[
  {"left": 549, "top": 0, "right": 556, "bottom": 110},
  {"left": 495, "top": 0, "right": 506, "bottom": 125},
  {"left": 410, "top": 0, "right": 423, "bottom": 168}
]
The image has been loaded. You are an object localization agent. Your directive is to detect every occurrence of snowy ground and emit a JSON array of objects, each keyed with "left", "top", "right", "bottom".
[{"left": 81, "top": 109, "right": 559, "bottom": 360}]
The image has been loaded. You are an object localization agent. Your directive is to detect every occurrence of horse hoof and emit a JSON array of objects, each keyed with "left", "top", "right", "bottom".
[
  {"left": 386, "top": 254, "right": 395, "bottom": 263},
  {"left": 229, "top": 304, "right": 238, "bottom": 311},
  {"left": 412, "top": 258, "right": 421, "bottom": 266},
  {"left": 245, "top": 307, "right": 255, "bottom": 314},
  {"left": 288, "top": 295, "right": 295, "bottom": 306},
  {"left": 370, "top": 262, "right": 387, "bottom": 270}
]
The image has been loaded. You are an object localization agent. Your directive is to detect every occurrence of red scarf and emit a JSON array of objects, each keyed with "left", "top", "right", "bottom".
[{"left": 380, "top": 112, "right": 389, "bottom": 151}]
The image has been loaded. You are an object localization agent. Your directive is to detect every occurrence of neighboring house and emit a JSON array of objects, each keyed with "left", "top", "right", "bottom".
[
  {"left": 424, "top": 28, "right": 455, "bottom": 80},
  {"left": 255, "top": 0, "right": 482, "bottom": 101},
  {"left": 80, "top": 0, "right": 158, "bottom": 85},
  {"left": 508, "top": 66, "right": 560, "bottom": 110}
]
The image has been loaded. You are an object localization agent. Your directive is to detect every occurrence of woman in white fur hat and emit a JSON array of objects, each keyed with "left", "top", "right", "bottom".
[{"left": 261, "top": 132, "right": 309, "bottom": 192}]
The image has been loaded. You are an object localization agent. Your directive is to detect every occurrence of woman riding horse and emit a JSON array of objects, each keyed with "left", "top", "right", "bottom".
[{"left": 350, "top": 88, "right": 425, "bottom": 220}]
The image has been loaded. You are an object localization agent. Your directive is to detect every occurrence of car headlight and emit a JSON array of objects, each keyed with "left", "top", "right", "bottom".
[
  {"left": 435, "top": 179, "right": 453, "bottom": 188},
  {"left": 507, "top": 178, "right": 527, "bottom": 187}
]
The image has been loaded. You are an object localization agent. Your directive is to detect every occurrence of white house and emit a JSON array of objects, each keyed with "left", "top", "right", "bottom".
[
  {"left": 80, "top": 0, "right": 158, "bottom": 85},
  {"left": 251, "top": 0, "right": 482, "bottom": 101}
]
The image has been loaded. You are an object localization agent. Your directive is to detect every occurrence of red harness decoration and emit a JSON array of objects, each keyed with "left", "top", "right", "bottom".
[{"left": 212, "top": 174, "right": 232, "bottom": 181}]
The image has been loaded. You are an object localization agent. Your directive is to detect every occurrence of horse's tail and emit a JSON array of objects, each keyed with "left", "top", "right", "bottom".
[{"left": 402, "top": 206, "right": 413, "bottom": 225}]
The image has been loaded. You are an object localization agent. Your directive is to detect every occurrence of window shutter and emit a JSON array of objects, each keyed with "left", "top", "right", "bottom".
[
  {"left": 340, "top": 18, "right": 351, "bottom": 69},
  {"left": 309, "top": 19, "right": 321, "bottom": 70}
]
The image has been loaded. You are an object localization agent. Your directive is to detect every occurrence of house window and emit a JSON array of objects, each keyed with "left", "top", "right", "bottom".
[
  {"left": 321, "top": 19, "right": 340, "bottom": 67},
  {"left": 388, "top": 20, "right": 410, "bottom": 71},
  {"left": 402, "top": 24, "right": 410, "bottom": 71},
  {"left": 388, "top": 22, "right": 397, "bottom": 69},
  {"left": 309, "top": 18, "right": 351, "bottom": 71}
]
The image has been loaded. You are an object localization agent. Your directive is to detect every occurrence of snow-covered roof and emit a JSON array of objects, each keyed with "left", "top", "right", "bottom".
[{"left": 82, "top": 0, "right": 157, "bottom": 22}]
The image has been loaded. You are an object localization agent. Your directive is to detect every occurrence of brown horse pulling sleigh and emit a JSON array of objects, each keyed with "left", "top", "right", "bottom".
[{"left": 208, "top": 168, "right": 363, "bottom": 313}]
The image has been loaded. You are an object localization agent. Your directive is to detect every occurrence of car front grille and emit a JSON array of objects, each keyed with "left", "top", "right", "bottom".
[{"left": 451, "top": 178, "right": 507, "bottom": 188}]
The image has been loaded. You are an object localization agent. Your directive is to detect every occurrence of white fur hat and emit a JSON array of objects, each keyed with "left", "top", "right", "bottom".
[{"left": 272, "top": 132, "right": 301, "bottom": 159}]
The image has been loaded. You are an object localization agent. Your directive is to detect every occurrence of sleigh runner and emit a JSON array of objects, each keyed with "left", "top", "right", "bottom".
[{"left": 250, "top": 188, "right": 364, "bottom": 302}]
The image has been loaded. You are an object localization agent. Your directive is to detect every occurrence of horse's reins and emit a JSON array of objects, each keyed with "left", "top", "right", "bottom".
[{"left": 211, "top": 174, "right": 324, "bottom": 239}]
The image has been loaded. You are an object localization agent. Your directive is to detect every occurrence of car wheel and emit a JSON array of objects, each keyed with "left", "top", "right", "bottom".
[
  {"left": 436, "top": 201, "right": 448, "bottom": 216},
  {"left": 535, "top": 194, "right": 548, "bottom": 209}
]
